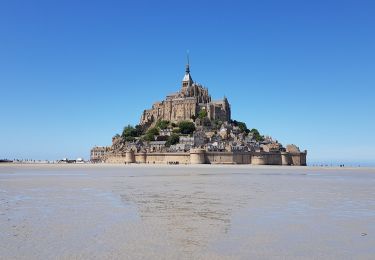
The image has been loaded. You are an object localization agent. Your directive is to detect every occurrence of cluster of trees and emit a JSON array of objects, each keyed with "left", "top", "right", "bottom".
[
  {"left": 231, "top": 120, "right": 264, "bottom": 141},
  {"left": 121, "top": 124, "right": 143, "bottom": 142},
  {"left": 155, "top": 120, "right": 169, "bottom": 130},
  {"left": 177, "top": 121, "right": 195, "bottom": 135},
  {"left": 165, "top": 134, "right": 179, "bottom": 147},
  {"left": 143, "top": 127, "right": 159, "bottom": 141},
  {"left": 119, "top": 117, "right": 263, "bottom": 144},
  {"left": 249, "top": 128, "right": 264, "bottom": 142},
  {"left": 231, "top": 120, "right": 250, "bottom": 134},
  {"left": 119, "top": 119, "right": 195, "bottom": 144}
]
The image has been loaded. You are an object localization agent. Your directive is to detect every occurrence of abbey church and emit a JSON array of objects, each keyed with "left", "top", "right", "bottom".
[{"left": 140, "top": 63, "right": 231, "bottom": 127}]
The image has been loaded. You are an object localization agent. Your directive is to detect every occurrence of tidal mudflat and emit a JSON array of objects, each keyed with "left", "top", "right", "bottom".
[{"left": 1, "top": 164, "right": 374, "bottom": 259}]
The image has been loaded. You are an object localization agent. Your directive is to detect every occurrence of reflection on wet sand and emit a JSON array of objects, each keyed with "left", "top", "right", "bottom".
[{"left": 114, "top": 174, "right": 258, "bottom": 253}]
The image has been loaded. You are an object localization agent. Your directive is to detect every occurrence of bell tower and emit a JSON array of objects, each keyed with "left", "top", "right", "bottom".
[{"left": 181, "top": 53, "right": 193, "bottom": 94}]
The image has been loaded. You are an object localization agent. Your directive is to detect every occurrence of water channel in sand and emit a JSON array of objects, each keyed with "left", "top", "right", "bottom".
[{"left": 1, "top": 164, "right": 375, "bottom": 259}]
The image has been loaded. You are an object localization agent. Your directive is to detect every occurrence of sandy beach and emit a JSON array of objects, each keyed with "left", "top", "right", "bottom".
[{"left": 1, "top": 164, "right": 374, "bottom": 259}]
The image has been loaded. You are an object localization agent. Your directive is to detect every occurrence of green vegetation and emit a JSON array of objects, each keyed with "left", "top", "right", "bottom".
[
  {"left": 212, "top": 119, "right": 223, "bottom": 130},
  {"left": 122, "top": 124, "right": 143, "bottom": 137},
  {"left": 238, "top": 122, "right": 249, "bottom": 133},
  {"left": 156, "top": 120, "right": 170, "bottom": 130},
  {"left": 143, "top": 133, "right": 154, "bottom": 142},
  {"left": 125, "top": 136, "right": 135, "bottom": 142},
  {"left": 178, "top": 121, "right": 196, "bottom": 135},
  {"left": 147, "top": 127, "right": 159, "bottom": 136},
  {"left": 232, "top": 120, "right": 250, "bottom": 134},
  {"left": 135, "top": 124, "right": 144, "bottom": 135},
  {"left": 122, "top": 125, "right": 136, "bottom": 138},
  {"left": 121, "top": 125, "right": 142, "bottom": 142},
  {"left": 165, "top": 133, "right": 180, "bottom": 147},
  {"left": 250, "top": 128, "right": 264, "bottom": 142},
  {"left": 142, "top": 127, "right": 159, "bottom": 142},
  {"left": 198, "top": 109, "right": 207, "bottom": 119}
]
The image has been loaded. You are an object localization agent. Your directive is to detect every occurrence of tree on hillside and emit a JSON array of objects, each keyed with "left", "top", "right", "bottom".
[
  {"left": 122, "top": 125, "right": 136, "bottom": 137},
  {"left": 250, "top": 128, "right": 264, "bottom": 142},
  {"left": 156, "top": 120, "right": 170, "bottom": 130},
  {"left": 147, "top": 127, "right": 159, "bottom": 136},
  {"left": 142, "top": 127, "right": 159, "bottom": 142},
  {"left": 143, "top": 133, "right": 154, "bottom": 142},
  {"left": 237, "top": 122, "right": 249, "bottom": 134},
  {"left": 231, "top": 120, "right": 249, "bottom": 133},
  {"left": 178, "top": 121, "right": 196, "bottom": 135},
  {"left": 198, "top": 109, "right": 207, "bottom": 119},
  {"left": 122, "top": 124, "right": 145, "bottom": 141},
  {"left": 135, "top": 124, "right": 144, "bottom": 136},
  {"left": 165, "top": 134, "right": 180, "bottom": 147}
]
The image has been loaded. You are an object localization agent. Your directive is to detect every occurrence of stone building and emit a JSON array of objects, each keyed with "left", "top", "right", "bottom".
[
  {"left": 140, "top": 63, "right": 231, "bottom": 127},
  {"left": 90, "top": 146, "right": 110, "bottom": 162},
  {"left": 149, "top": 141, "right": 167, "bottom": 152}
]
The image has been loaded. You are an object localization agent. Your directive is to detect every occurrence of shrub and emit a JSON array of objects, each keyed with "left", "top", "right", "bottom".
[
  {"left": 198, "top": 109, "right": 207, "bottom": 119},
  {"left": 122, "top": 125, "right": 139, "bottom": 138},
  {"left": 166, "top": 134, "right": 180, "bottom": 147},
  {"left": 143, "top": 133, "right": 155, "bottom": 142},
  {"left": 156, "top": 120, "right": 169, "bottom": 130},
  {"left": 135, "top": 124, "right": 144, "bottom": 135},
  {"left": 147, "top": 127, "right": 159, "bottom": 136},
  {"left": 250, "top": 128, "right": 264, "bottom": 141},
  {"left": 178, "top": 121, "right": 196, "bottom": 135}
]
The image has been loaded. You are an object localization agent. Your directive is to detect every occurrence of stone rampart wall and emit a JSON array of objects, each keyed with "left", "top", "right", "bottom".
[
  {"left": 144, "top": 153, "right": 190, "bottom": 164},
  {"left": 105, "top": 151, "right": 307, "bottom": 166}
]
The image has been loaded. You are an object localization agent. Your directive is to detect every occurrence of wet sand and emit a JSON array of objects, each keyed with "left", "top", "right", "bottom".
[{"left": 1, "top": 164, "right": 375, "bottom": 259}]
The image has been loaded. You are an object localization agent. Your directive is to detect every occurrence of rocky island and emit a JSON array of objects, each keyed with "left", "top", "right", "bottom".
[{"left": 91, "top": 62, "right": 307, "bottom": 165}]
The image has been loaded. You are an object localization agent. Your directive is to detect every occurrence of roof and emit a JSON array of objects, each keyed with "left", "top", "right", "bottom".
[
  {"left": 182, "top": 72, "right": 193, "bottom": 83},
  {"left": 149, "top": 141, "right": 167, "bottom": 145}
]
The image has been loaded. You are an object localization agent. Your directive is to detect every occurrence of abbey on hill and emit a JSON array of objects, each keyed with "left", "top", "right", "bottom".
[
  {"left": 91, "top": 61, "right": 307, "bottom": 166},
  {"left": 140, "top": 62, "right": 231, "bottom": 128}
]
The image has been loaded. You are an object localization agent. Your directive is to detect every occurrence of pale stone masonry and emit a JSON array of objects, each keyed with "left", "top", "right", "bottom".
[
  {"left": 140, "top": 63, "right": 231, "bottom": 127},
  {"left": 104, "top": 149, "right": 307, "bottom": 166},
  {"left": 90, "top": 146, "right": 111, "bottom": 162}
]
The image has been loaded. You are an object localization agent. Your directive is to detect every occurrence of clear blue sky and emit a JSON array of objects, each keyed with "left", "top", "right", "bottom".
[{"left": 1, "top": 0, "right": 374, "bottom": 165}]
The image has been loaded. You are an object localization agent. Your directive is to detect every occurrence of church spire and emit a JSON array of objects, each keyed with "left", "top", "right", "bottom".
[
  {"left": 186, "top": 51, "right": 190, "bottom": 73},
  {"left": 182, "top": 51, "right": 193, "bottom": 85}
]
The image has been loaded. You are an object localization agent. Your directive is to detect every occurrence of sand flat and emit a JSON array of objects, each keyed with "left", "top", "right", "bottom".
[{"left": 1, "top": 164, "right": 375, "bottom": 259}]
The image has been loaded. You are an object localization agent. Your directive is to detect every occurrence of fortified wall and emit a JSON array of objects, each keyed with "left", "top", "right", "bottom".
[{"left": 105, "top": 149, "right": 307, "bottom": 166}]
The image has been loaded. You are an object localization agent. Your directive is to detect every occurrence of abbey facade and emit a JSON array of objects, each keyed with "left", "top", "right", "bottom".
[{"left": 140, "top": 64, "right": 231, "bottom": 127}]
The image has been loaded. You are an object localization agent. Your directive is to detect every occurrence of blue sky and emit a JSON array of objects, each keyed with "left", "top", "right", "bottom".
[{"left": 0, "top": 0, "right": 374, "bottom": 165}]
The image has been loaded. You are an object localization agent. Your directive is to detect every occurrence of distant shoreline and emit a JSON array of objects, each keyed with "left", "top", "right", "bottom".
[{"left": 0, "top": 162, "right": 374, "bottom": 171}]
